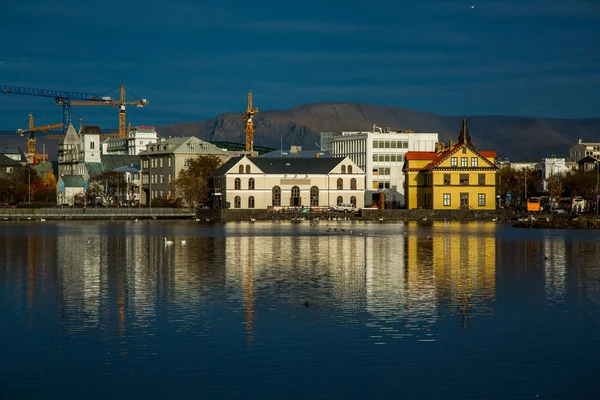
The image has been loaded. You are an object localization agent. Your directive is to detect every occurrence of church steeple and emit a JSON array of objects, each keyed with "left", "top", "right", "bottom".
[{"left": 458, "top": 117, "right": 473, "bottom": 148}]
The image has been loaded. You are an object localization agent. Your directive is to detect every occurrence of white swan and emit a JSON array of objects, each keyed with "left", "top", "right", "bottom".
[{"left": 164, "top": 237, "right": 173, "bottom": 245}]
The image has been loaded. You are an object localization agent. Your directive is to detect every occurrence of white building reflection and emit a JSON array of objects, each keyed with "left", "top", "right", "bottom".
[{"left": 543, "top": 236, "right": 567, "bottom": 303}]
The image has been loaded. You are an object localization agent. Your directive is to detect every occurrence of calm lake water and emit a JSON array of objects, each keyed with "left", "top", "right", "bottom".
[{"left": 1, "top": 220, "right": 599, "bottom": 399}]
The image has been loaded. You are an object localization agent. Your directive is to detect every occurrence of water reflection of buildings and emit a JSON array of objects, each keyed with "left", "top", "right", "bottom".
[
  {"left": 543, "top": 236, "right": 567, "bottom": 303},
  {"left": 366, "top": 221, "right": 496, "bottom": 335},
  {"left": 225, "top": 232, "right": 368, "bottom": 343}
]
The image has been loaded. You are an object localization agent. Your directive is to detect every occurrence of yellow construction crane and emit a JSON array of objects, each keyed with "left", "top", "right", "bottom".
[
  {"left": 17, "top": 113, "right": 63, "bottom": 165},
  {"left": 66, "top": 84, "right": 148, "bottom": 138},
  {"left": 242, "top": 92, "right": 258, "bottom": 152}
]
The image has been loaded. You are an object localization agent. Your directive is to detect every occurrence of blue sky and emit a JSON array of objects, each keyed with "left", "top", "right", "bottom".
[{"left": 1, "top": 0, "right": 599, "bottom": 129}]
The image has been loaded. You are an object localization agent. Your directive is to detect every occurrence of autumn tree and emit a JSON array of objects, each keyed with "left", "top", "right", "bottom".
[
  {"left": 173, "top": 155, "right": 223, "bottom": 209},
  {"left": 562, "top": 170, "right": 598, "bottom": 199},
  {"left": 36, "top": 171, "right": 58, "bottom": 202}
]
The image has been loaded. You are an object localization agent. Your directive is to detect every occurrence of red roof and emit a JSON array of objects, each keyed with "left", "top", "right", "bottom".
[
  {"left": 405, "top": 151, "right": 438, "bottom": 161},
  {"left": 479, "top": 151, "right": 497, "bottom": 158}
]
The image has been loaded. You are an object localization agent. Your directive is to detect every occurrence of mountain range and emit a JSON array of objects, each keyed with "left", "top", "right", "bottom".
[{"left": 2, "top": 103, "right": 599, "bottom": 161}]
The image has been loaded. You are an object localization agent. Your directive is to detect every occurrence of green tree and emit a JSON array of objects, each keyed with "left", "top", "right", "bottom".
[
  {"left": 89, "top": 171, "right": 123, "bottom": 206},
  {"left": 173, "top": 155, "right": 223, "bottom": 209}
]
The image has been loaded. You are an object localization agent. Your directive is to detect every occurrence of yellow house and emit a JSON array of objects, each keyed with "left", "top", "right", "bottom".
[{"left": 403, "top": 119, "right": 498, "bottom": 210}]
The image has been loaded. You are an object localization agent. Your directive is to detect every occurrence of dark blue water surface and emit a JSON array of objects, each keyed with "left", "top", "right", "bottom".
[{"left": 1, "top": 220, "right": 599, "bottom": 399}]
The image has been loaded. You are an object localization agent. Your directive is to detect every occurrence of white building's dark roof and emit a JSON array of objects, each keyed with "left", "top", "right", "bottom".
[{"left": 215, "top": 156, "right": 347, "bottom": 175}]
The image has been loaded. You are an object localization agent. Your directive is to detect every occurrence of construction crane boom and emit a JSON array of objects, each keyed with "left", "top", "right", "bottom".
[
  {"left": 242, "top": 92, "right": 258, "bottom": 153},
  {"left": 1, "top": 85, "right": 104, "bottom": 131},
  {"left": 68, "top": 85, "right": 148, "bottom": 138},
  {"left": 17, "top": 113, "right": 63, "bottom": 164}
]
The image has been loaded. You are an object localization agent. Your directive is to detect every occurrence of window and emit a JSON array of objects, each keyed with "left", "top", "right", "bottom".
[
  {"left": 341, "top": 165, "right": 346, "bottom": 174},
  {"left": 348, "top": 165, "right": 353, "bottom": 174},
  {"left": 160, "top": 158, "right": 164, "bottom": 168},
  {"left": 337, "top": 178, "right": 343, "bottom": 190},
  {"left": 478, "top": 174, "right": 485, "bottom": 185},
  {"left": 234, "top": 196, "right": 241, "bottom": 208},
  {"left": 184, "top": 158, "right": 189, "bottom": 167},
  {"left": 471, "top": 157, "right": 478, "bottom": 167},
  {"left": 372, "top": 141, "right": 379, "bottom": 149},
  {"left": 462, "top": 146, "right": 467, "bottom": 154},
  {"left": 6, "top": 167, "right": 13, "bottom": 173},
  {"left": 444, "top": 174, "right": 451, "bottom": 185},
  {"left": 391, "top": 141, "right": 396, "bottom": 148},
  {"left": 168, "top": 158, "right": 172, "bottom": 168},
  {"left": 239, "top": 165, "right": 244, "bottom": 174},
  {"left": 248, "top": 178, "right": 255, "bottom": 190},
  {"left": 248, "top": 196, "right": 255, "bottom": 208},
  {"left": 460, "top": 174, "right": 469, "bottom": 185},
  {"left": 372, "top": 154, "right": 378, "bottom": 162},
  {"left": 272, "top": 186, "right": 281, "bottom": 206},
  {"left": 461, "top": 157, "right": 468, "bottom": 167},
  {"left": 451, "top": 157, "right": 457, "bottom": 167},
  {"left": 234, "top": 178, "right": 241, "bottom": 190},
  {"left": 310, "top": 186, "right": 319, "bottom": 206},
  {"left": 190, "top": 143, "right": 195, "bottom": 150},
  {"left": 337, "top": 196, "right": 343, "bottom": 205},
  {"left": 168, "top": 174, "right": 172, "bottom": 183},
  {"left": 245, "top": 165, "right": 251, "bottom": 174},
  {"left": 350, "top": 178, "right": 357, "bottom": 190},
  {"left": 90, "top": 141, "right": 95, "bottom": 150},
  {"left": 350, "top": 196, "right": 356, "bottom": 207},
  {"left": 443, "top": 193, "right": 451, "bottom": 206},
  {"left": 160, "top": 174, "right": 164, "bottom": 184},
  {"left": 478, "top": 194, "right": 486, "bottom": 206}
]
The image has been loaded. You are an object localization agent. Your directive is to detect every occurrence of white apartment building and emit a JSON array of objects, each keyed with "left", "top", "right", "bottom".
[
  {"left": 323, "top": 127, "right": 439, "bottom": 206},
  {"left": 102, "top": 125, "right": 159, "bottom": 156},
  {"left": 539, "top": 157, "right": 572, "bottom": 191},
  {"left": 569, "top": 139, "right": 600, "bottom": 162}
]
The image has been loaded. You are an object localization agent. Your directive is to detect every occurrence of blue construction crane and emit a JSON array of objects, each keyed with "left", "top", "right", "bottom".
[{"left": 0, "top": 85, "right": 109, "bottom": 133}]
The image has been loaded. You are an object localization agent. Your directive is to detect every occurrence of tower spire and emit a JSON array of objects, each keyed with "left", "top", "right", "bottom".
[{"left": 458, "top": 117, "right": 473, "bottom": 147}]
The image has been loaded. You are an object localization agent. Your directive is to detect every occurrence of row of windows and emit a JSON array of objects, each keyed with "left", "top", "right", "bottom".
[
  {"left": 450, "top": 157, "right": 479, "bottom": 167},
  {"left": 233, "top": 178, "right": 358, "bottom": 190},
  {"left": 442, "top": 193, "right": 486, "bottom": 206},
  {"left": 143, "top": 158, "right": 173, "bottom": 169},
  {"left": 372, "top": 181, "right": 391, "bottom": 189},
  {"left": 372, "top": 140, "right": 408, "bottom": 149},
  {"left": 373, "top": 168, "right": 390, "bottom": 176},
  {"left": 150, "top": 174, "right": 172, "bottom": 184},
  {"left": 443, "top": 174, "right": 486, "bottom": 186},
  {"left": 372, "top": 153, "right": 405, "bottom": 162},
  {"left": 233, "top": 188, "right": 358, "bottom": 208}
]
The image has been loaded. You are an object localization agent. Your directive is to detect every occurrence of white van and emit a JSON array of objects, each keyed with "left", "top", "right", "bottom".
[{"left": 333, "top": 203, "right": 356, "bottom": 213}]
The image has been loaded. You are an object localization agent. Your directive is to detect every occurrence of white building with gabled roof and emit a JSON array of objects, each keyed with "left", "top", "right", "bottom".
[{"left": 213, "top": 156, "right": 365, "bottom": 210}]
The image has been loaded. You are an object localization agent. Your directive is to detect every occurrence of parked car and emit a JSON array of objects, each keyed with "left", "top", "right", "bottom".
[{"left": 333, "top": 203, "right": 356, "bottom": 213}]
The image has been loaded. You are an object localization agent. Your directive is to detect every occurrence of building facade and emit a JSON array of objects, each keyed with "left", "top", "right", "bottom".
[
  {"left": 323, "top": 127, "right": 438, "bottom": 207},
  {"left": 213, "top": 156, "right": 365, "bottom": 210},
  {"left": 569, "top": 139, "right": 600, "bottom": 162},
  {"left": 139, "top": 136, "right": 230, "bottom": 205},
  {"left": 403, "top": 119, "right": 498, "bottom": 210},
  {"left": 101, "top": 126, "right": 159, "bottom": 156},
  {"left": 539, "top": 158, "right": 572, "bottom": 191}
]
